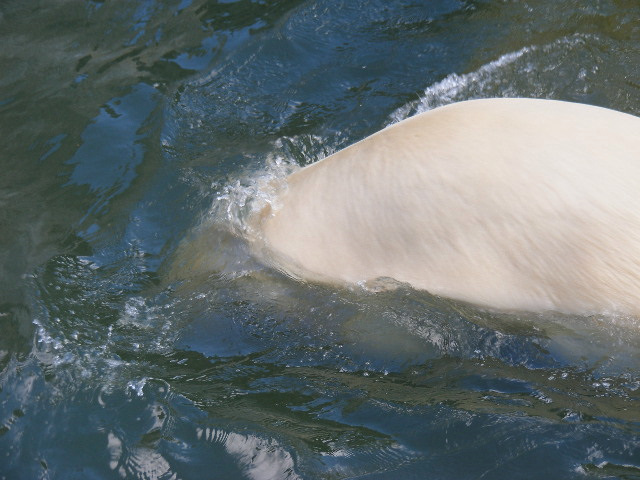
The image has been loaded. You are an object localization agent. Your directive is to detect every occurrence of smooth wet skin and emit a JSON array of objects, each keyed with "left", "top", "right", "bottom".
[{"left": 255, "top": 98, "right": 640, "bottom": 315}]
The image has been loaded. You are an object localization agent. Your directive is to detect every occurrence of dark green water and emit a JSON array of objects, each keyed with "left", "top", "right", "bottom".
[{"left": 1, "top": 0, "right": 639, "bottom": 478}]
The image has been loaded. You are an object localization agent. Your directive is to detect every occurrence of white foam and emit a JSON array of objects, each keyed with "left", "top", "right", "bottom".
[
  {"left": 213, "top": 153, "right": 295, "bottom": 239},
  {"left": 388, "top": 33, "right": 598, "bottom": 124},
  {"left": 166, "top": 135, "right": 337, "bottom": 284}
]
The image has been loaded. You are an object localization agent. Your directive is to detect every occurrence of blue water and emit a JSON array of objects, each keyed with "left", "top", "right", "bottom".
[{"left": 1, "top": 0, "right": 639, "bottom": 478}]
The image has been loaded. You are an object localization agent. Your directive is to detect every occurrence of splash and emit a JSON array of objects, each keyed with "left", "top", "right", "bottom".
[
  {"left": 166, "top": 135, "right": 336, "bottom": 284},
  {"left": 388, "top": 33, "right": 601, "bottom": 123}
]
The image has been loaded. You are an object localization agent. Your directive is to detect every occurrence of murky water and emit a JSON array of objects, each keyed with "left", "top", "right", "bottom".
[{"left": 1, "top": 0, "right": 639, "bottom": 478}]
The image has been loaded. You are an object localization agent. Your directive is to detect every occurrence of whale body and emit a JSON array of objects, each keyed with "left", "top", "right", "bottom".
[{"left": 250, "top": 98, "right": 640, "bottom": 315}]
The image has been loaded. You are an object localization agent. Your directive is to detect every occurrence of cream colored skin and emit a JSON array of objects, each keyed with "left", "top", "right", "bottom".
[{"left": 252, "top": 98, "right": 640, "bottom": 315}]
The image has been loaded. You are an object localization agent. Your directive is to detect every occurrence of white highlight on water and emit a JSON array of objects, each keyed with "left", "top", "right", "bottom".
[
  {"left": 196, "top": 426, "right": 301, "bottom": 480},
  {"left": 388, "top": 33, "right": 600, "bottom": 124}
]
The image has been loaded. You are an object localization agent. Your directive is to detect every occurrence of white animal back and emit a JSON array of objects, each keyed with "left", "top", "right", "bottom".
[{"left": 252, "top": 98, "right": 640, "bottom": 315}]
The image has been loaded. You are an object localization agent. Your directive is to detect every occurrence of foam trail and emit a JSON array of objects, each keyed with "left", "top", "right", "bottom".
[{"left": 389, "top": 34, "right": 597, "bottom": 123}]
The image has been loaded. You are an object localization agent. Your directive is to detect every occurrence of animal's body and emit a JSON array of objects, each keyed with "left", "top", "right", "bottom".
[{"left": 251, "top": 98, "right": 640, "bottom": 315}]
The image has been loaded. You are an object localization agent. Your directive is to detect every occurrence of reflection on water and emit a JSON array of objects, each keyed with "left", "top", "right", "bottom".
[
  {"left": 1, "top": 0, "right": 640, "bottom": 478},
  {"left": 67, "top": 83, "right": 159, "bottom": 220}
]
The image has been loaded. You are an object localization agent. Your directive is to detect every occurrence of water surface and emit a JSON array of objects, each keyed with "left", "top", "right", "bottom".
[{"left": 1, "top": 0, "right": 639, "bottom": 478}]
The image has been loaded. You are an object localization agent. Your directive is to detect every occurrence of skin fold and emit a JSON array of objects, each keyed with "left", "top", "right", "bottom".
[{"left": 251, "top": 98, "right": 640, "bottom": 316}]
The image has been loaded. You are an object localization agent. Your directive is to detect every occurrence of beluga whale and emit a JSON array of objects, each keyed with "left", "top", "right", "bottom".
[{"left": 249, "top": 98, "right": 640, "bottom": 316}]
